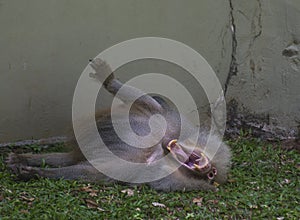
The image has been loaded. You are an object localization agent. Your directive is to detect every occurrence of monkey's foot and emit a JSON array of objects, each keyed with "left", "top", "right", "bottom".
[
  {"left": 89, "top": 58, "right": 114, "bottom": 84},
  {"left": 5, "top": 153, "right": 37, "bottom": 180},
  {"left": 7, "top": 164, "right": 40, "bottom": 181},
  {"left": 5, "top": 153, "right": 27, "bottom": 167}
]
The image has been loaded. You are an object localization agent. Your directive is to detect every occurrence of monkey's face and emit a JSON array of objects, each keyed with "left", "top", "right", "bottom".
[{"left": 166, "top": 139, "right": 217, "bottom": 180}]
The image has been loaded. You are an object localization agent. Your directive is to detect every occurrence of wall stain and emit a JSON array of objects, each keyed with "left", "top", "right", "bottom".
[
  {"left": 226, "top": 99, "right": 298, "bottom": 142},
  {"left": 282, "top": 42, "right": 300, "bottom": 71}
]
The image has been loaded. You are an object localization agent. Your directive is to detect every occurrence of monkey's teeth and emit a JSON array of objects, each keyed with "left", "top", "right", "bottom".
[
  {"left": 194, "top": 164, "right": 200, "bottom": 169},
  {"left": 194, "top": 163, "right": 205, "bottom": 170}
]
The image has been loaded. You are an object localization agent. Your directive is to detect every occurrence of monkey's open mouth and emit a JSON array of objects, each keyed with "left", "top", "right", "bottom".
[{"left": 167, "top": 139, "right": 217, "bottom": 179}]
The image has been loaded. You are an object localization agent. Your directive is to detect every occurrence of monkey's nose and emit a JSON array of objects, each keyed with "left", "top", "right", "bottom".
[{"left": 207, "top": 167, "right": 217, "bottom": 179}]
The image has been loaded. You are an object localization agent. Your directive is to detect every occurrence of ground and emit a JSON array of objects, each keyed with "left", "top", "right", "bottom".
[{"left": 0, "top": 136, "right": 299, "bottom": 219}]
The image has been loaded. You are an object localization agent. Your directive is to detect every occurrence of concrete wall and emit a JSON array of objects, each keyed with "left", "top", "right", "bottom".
[
  {"left": 0, "top": 0, "right": 299, "bottom": 143},
  {"left": 226, "top": 0, "right": 300, "bottom": 139}
]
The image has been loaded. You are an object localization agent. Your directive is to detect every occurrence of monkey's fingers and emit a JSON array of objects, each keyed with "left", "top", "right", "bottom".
[
  {"left": 89, "top": 58, "right": 105, "bottom": 70},
  {"left": 89, "top": 58, "right": 114, "bottom": 83}
]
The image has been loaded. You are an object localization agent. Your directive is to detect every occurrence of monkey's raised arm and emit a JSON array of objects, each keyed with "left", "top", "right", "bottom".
[{"left": 89, "top": 58, "right": 163, "bottom": 113}]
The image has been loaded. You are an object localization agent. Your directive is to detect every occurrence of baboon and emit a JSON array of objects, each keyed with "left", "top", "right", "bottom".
[{"left": 6, "top": 58, "right": 231, "bottom": 192}]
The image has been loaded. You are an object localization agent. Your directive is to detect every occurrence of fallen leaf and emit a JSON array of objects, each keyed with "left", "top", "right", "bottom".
[
  {"left": 89, "top": 192, "right": 98, "bottom": 197},
  {"left": 79, "top": 184, "right": 99, "bottom": 193},
  {"left": 4, "top": 189, "right": 12, "bottom": 194},
  {"left": 20, "top": 196, "right": 34, "bottom": 202},
  {"left": 19, "top": 192, "right": 35, "bottom": 202},
  {"left": 84, "top": 198, "right": 98, "bottom": 208},
  {"left": 249, "top": 204, "right": 258, "bottom": 209},
  {"left": 192, "top": 197, "right": 203, "bottom": 207},
  {"left": 97, "top": 207, "right": 105, "bottom": 212},
  {"left": 121, "top": 188, "right": 134, "bottom": 196},
  {"left": 84, "top": 198, "right": 105, "bottom": 211},
  {"left": 77, "top": 184, "right": 99, "bottom": 197},
  {"left": 20, "top": 209, "right": 29, "bottom": 214},
  {"left": 152, "top": 202, "right": 166, "bottom": 208},
  {"left": 207, "top": 199, "right": 219, "bottom": 204},
  {"left": 79, "top": 186, "right": 91, "bottom": 192}
]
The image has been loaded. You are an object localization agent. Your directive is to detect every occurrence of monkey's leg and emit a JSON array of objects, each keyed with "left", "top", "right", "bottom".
[
  {"left": 11, "top": 162, "right": 111, "bottom": 183},
  {"left": 90, "top": 58, "right": 163, "bottom": 113},
  {"left": 6, "top": 151, "right": 82, "bottom": 167}
]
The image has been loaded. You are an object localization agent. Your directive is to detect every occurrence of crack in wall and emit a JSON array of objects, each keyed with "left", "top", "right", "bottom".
[
  {"left": 254, "top": 0, "right": 262, "bottom": 40},
  {"left": 224, "top": 0, "right": 238, "bottom": 95},
  {"left": 248, "top": 0, "right": 263, "bottom": 51}
]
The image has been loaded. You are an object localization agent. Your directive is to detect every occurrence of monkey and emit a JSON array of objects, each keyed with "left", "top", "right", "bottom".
[{"left": 6, "top": 58, "right": 231, "bottom": 192}]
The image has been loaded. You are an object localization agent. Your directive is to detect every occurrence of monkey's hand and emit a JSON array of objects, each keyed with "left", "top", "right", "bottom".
[{"left": 89, "top": 58, "right": 115, "bottom": 86}]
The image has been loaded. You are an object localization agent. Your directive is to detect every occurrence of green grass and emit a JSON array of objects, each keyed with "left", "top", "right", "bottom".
[{"left": 0, "top": 138, "right": 299, "bottom": 219}]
